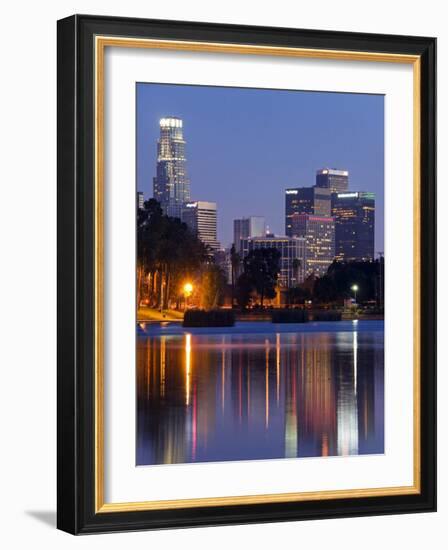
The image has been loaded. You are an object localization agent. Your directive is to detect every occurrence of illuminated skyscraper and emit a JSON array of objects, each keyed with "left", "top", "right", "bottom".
[
  {"left": 331, "top": 192, "right": 375, "bottom": 261},
  {"left": 290, "top": 214, "right": 335, "bottom": 277},
  {"left": 285, "top": 187, "right": 331, "bottom": 235},
  {"left": 182, "top": 201, "right": 220, "bottom": 251},
  {"left": 153, "top": 117, "right": 190, "bottom": 218},
  {"left": 316, "top": 168, "right": 349, "bottom": 193},
  {"left": 285, "top": 185, "right": 334, "bottom": 277}
]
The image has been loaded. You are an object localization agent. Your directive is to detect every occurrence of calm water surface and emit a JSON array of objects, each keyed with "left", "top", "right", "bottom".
[{"left": 136, "top": 321, "right": 384, "bottom": 465}]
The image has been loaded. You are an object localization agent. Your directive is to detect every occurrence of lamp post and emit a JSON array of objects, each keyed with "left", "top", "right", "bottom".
[
  {"left": 351, "top": 284, "right": 359, "bottom": 304},
  {"left": 183, "top": 282, "right": 193, "bottom": 311}
]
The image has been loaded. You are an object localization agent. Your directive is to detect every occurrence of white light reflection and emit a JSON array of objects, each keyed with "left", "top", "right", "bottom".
[{"left": 337, "top": 327, "right": 359, "bottom": 456}]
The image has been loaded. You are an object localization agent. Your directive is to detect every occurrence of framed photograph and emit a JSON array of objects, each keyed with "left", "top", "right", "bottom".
[{"left": 57, "top": 14, "right": 436, "bottom": 534}]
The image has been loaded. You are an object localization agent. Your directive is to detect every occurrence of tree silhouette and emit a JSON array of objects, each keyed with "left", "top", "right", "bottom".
[
  {"left": 238, "top": 248, "right": 281, "bottom": 307},
  {"left": 137, "top": 199, "right": 208, "bottom": 309}
]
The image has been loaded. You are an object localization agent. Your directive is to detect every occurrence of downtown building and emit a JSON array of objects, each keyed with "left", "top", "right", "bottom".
[
  {"left": 285, "top": 186, "right": 331, "bottom": 234},
  {"left": 233, "top": 216, "right": 266, "bottom": 254},
  {"left": 331, "top": 191, "right": 375, "bottom": 261},
  {"left": 285, "top": 186, "right": 335, "bottom": 278},
  {"left": 136, "top": 191, "right": 145, "bottom": 211},
  {"left": 288, "top": 214, "right": 335, "bottom": 277},
  {"left": 316, "top": 168, "right": 349, "bottom": 193},
  {"left": 152, "top": 116, "right": 221, "bottom": 251},
  {"left": 239, "top": 235, "right": 306, "bottom": 288},
  {"left": 182, "top": 201, "right": 220, "bottom": 252},
  {"left": 153, "top": 117, "right": 190, "bottom": 218}
]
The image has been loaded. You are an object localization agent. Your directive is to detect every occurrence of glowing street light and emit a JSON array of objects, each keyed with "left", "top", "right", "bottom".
[
  {"left": 351, "top": 284, "right": 359, "bottom": 303},
  {"left": 183, "top": 282, "right": 193, "bottom": 297},
  {"left": 183, "top": 282, "right": 193, "bottom": 311}
]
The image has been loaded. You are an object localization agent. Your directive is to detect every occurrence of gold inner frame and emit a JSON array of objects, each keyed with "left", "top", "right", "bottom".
[{"left": 94, "top": 36, "right": 421, "bottom": 513}]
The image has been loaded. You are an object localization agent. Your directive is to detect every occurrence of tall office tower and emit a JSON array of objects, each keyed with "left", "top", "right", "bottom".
[
  {"left": 316, "top": 168, "right": 349, "bottom": 193},
  {"left": 240, "top": 235, "right": 306, "bottom": 287},
  {"left": 285, "top": 187, "right": 331, "bottom": 235},
  {"left": 136, "top": 191, "right": 144, "bottom": 210},
  {"left": 153, "top": 117, "right": 190, "bottom": 218},
  {"left": 182, "top": 201, "right": 220, "bottom": 251},
  {"left": 290, "top": 214, "right": 335, "bottom": 277},
  {"left": 331, "top": 192, "right": 375, "bottom": 261},
  {"left": 233, "top": 216, "right": 266, "bottom": 253}
]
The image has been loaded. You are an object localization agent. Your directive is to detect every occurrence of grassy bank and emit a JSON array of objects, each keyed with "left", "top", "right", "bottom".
[{"left": 137, "top": 307, "right": 184, "bottom": 322}]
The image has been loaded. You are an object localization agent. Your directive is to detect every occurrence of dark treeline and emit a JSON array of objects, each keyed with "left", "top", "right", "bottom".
[
  {"left": 137, "top": 199, "right": 226, "bottom": 310},
  {"left": 233, "top": 247, "right": 383, "bottom": 310},
  {"left": 289, "top": 259, "right": 384, "bottom": 308}
]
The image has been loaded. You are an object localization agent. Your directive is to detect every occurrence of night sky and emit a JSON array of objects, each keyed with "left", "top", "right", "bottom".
[{"left": 136, "top": 83, "right": 384, "bottom": 252}]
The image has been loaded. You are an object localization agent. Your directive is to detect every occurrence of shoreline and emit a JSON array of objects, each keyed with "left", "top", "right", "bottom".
[
  {"left": 137, "top": 308, "right": 384, "bottom": 324},
  {"left": 138, "top": 319, "right": 384, "bottom": 337}
]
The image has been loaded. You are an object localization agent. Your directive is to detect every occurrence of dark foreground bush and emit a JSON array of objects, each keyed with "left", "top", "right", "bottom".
[
  {"left": 311, "top": 310, "right": 342, "bottom": 322},
  {"left": 183, "top": 309, "right": 235, "bottom": 327},
  {"left": 271, "top": 309, "right": 309, "bottom": 323}
]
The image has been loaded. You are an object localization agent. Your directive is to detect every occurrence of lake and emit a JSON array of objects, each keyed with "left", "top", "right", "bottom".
[{"left": 136, "top": 320, "right": 384, "bottom": 465}]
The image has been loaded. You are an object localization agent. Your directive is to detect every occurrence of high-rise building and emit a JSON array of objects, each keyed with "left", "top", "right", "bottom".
[
  {"left": 137, "top": 191, "right": 144, "bottom": 210},
  {"left": 316, "top": 168, "right": 349, "bottom": 193},
  {"left": 233, "top": 216, "right": 266, "bottom": 253},
  {"left": 240, "top": 235, "right": 306, "bottom": 287},
  {"left": 331, "top": 192, "right": 375, "bottom": 261},
  {"left": 285, "top": 187, "right": 331, "bottom": 235},
  {"left": 182, "top": 201, "right": 220, "bottom": 251},
  {"left": 289, "top": 214, "right": 335, "bottom": 277},
  {"left": 153, "top": 117, "right": 190, "bottom": 218}
]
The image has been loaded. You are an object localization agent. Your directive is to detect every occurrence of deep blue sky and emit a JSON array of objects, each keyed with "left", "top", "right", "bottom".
[{"left": 137, "top": 83, "right": 384, "bottom": 251}]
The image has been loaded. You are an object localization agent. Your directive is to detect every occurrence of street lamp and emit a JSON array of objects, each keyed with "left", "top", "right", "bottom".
[
  {"left": 183, "top": 282, "right": 193, "bottom": 310},
  {"left": 351, "top": 284, "right": 359, "bottom": 304}
]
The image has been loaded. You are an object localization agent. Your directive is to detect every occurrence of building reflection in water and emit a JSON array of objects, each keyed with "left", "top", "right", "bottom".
[{"left": 136, "top": 325, "right": 384, "bottom": 465}]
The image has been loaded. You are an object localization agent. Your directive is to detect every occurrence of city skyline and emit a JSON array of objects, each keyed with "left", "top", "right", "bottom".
[
  {"left": 136, "top": 83, "right": 385, "bottom": 470},
  {"left": 137, "top": 82, "right": 384, "bottom": 251}
]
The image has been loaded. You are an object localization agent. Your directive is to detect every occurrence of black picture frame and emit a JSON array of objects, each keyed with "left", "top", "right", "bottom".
[{"left": 57, "top": 14, "right": 436, "bottom": 534}]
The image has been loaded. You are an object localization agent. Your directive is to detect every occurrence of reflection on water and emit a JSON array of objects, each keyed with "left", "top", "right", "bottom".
[{"left": 136, "top": 322, "right": 384, "bottom": 465}]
